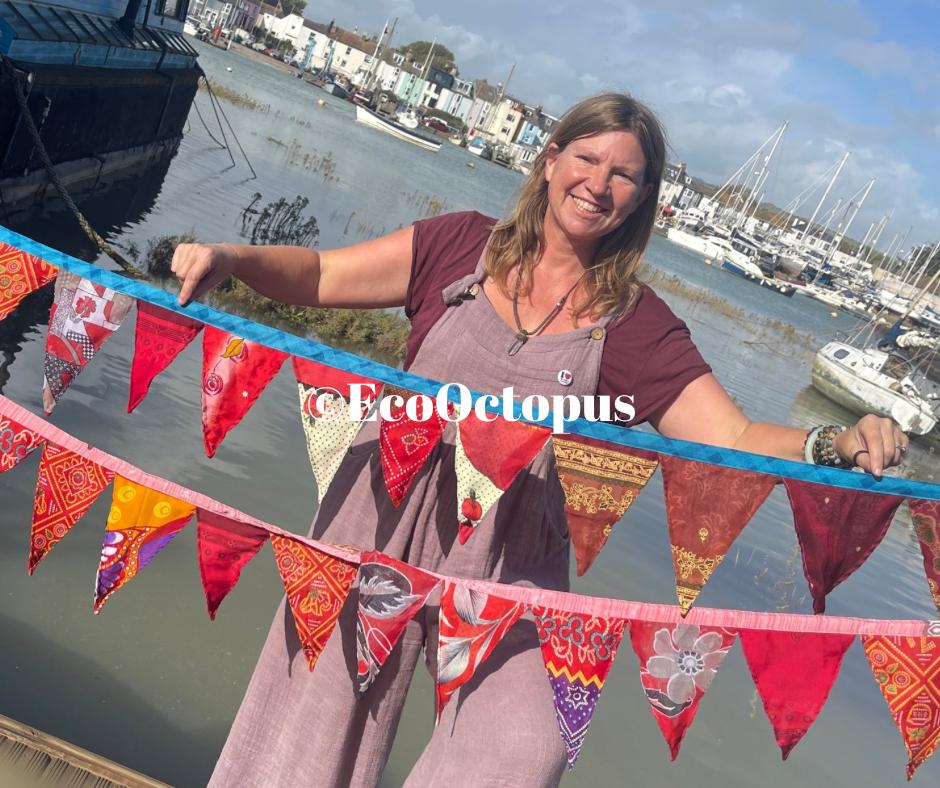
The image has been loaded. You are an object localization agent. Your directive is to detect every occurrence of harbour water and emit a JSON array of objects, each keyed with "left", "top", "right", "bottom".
[{"left": 0, "top": 39, "right": 937, "bottom": 787}]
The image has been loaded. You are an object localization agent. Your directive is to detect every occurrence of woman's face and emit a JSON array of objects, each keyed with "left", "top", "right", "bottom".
[{"left": 543, "top": 130, "right": 652, "bottom": 251}]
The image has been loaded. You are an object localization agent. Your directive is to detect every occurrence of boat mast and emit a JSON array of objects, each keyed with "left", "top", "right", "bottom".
[
  {"left": 801, "top": 150, "right": 849, "bottom": 243},
  {"left": 824, "top": 178, "right": 874, "bottom": 266},
  {"left": 863, "top": 212, "right": 890, "bottom": 264},
  {"left": 709, "top": 123, "right": 786, "bottom": 225},
  {"left": 737, "top": 121, "right": 787, "bottom": 229}
]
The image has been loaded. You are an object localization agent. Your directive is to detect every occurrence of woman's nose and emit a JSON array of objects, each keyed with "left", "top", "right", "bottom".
[{"left": 585, "top": 168, "right": 610, "bottom": 196}]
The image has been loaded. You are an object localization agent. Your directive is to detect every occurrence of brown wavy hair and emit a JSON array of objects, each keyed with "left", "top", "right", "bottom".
[{"left": 486, "top": 92, "right": 666, "bottom": 320}]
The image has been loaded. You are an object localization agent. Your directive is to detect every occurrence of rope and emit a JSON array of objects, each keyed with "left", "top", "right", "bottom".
[
  {"left": 191, "top": 95, "right": 227, "bottom": 149},
  {"left": 201, "top": 75, "right": 257, "bottom": 180},
  {"left": 199, "top": 75, "right": 237, "bottom": 170}
]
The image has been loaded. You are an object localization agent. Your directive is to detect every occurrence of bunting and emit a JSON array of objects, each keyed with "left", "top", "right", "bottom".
[
  {"left": 127, "top": 301, "right": 203, "bottom": 413},
  {"left": 552, "top": 435, "right": 658, "bottom": 576},
  {"left": 356, "top": 552, "right": 439, "bottom": 694},
  {"left": 0, "top": 241, "right": 56, "bottom": 321},
  {"left": 533, "top": 607, "right": 626, "bottom": 768},
  {"left": 379, "top": 388, "right": 447, "bottom": 506},
  {"left": 28, "top": 443, "right": 114, "bottom": 574},
  {"left": 42, "top": 272, "right": 134, "bottom": 414},
  {"left": 784, "top": 480, "right": 905, "bottom": 614},
  {"left": 94, "top": 476, "right": 195, "bottom": 612},
  {"left": 270, "top": 533, "right": 357, "bottom": 671},
  {"left": 661, "top": 456, "right": 776, "bottom": 614},
  {"left": 202, "top": 327, "right": 288, "bottom": 458},
  {"left": 197, "top": 509, "right": 269, "bottom": 620},
  {"left": 909, "top": 500, "right": 940, "bottom": 618},
  {"left": 0, "top": 413, "right": 43, "bottom": 473}
]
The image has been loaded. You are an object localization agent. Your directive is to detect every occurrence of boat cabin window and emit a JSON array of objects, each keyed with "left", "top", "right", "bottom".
[
  {"left": 158, "top": 0, "right": 188, "bottom": 20},
  {"left": 833, "top": 348, "right": 850, "bottom": 360}
]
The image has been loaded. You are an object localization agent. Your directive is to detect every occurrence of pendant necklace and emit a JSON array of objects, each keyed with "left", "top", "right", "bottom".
[{"left": 507, "top": 268, "right": 593, "bottom": 356}]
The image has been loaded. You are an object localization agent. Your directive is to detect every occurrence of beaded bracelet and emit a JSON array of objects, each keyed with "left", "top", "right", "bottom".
[{"left": 804, "top": 425, "right": 849, "bottom": 467}]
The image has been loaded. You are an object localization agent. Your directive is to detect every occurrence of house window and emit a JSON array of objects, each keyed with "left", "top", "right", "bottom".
[{"left": 345, "top": 46, "right": 351, "bottom": 54}]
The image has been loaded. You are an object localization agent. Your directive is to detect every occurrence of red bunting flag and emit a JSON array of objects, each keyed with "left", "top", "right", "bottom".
[
  {"left": 270, "top": 534, "right": 357, "bottom": 671},
  {"left": 42, "top": 271, "right": 134, "bottom": 414},
  {"left": 552, "top": 435, "right": 658, "bottom": 575},
  {"left": 532, "top": 607, "right": 627, "bottom": 768},
  {"left": 0, "top": 413, "right": 43, "bottom": 473},
  {"left": 739, "top": 629, "right": 854, "bottom": 759},
  {"left": 454, "top": 414, "right": 550, "bottom": 544},
  {"left": 784, "top": 479, "right": 904, "bottom": 614},
  {"left": 29, "top": 443, "right": 114, "bottom": 574},
  {"left": 197, "top": 509, "right": 269, "bottom": 620},
  {"left": 379, "top": 388, "right": 447, "bottom": 506},
  {"left": 202, "top": 327, "right": 288, "bottom": 458},
  {"left": 356, "top": 551, "right": 439, "bottom": 693},
  {"left": 436, "top": 581, "right": 525, "bottom": 719},
  {"left": 863, "top": 635, "right": 940, "bottom": 779},
  {"left": 629, "top": 620, "right": 737, "bottom": 759},
  {"left": 0, "top": 241, "right": 56, "bottom": 321},
  {"left": 661, "top": 456, "right": 775, "bottom": 614},
  {"left": 908, "top": 500, "right": 940, "bottom": 618},
  {"left": 127, "top": 301, "right": 203, "bottom": 412}
]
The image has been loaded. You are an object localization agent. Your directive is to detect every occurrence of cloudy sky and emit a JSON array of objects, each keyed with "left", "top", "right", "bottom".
[{"left": 309, "top": 1, "right": 940, "bottom": 249}]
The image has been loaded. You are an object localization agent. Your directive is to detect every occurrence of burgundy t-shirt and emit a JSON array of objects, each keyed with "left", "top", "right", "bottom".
[{"left": 404, "top": 211, "right": 711, "bottom": 426}]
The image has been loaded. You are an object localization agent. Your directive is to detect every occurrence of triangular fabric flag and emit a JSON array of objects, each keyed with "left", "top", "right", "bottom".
[
  {"left": 28, "top": 443, "right": 114, "bottom": 574},
  {"left": 197, "top": 509, "right": 269, "bottom": 620},
  {"left": 42, "top": 271, "right": 135, "bottom": 414},
  {"left": 0, "top": 241, "right": 57, "bottom": 321},
  {"left": 552, "top": 435, "right": 659, "bottom": 576},
  {"left": 94, "top": 476, "right": 195, "bottom": 612},
  {"left": 661, "top": 456, "right": 775, "bottom": 615},
  {"left": 908, "top": 499, "right": 940, "bottom": 618},
  {"left": 629, "top": 620, "right": 737, "bottom": 759},
  {"left": 783, "top": 479, "right": 904, "bottom": 614},
  {"left": 270, "top": 534, "right": 357, "bottom": 671},
  {"left": 202, "top": 326, "right": 288, "bottom": 458},
  {"left": 127, "top": 301, "right": 203, "bottom": 413},
  {"left": 739, "top": 629, "right": 854, "bottom": 759},
  {"left": 379, "top": 387, "right": 447, "bottom": 506},
  {"left": 863, "top": 635, "right": 940, "bottom": 779},
  {"left": 293, "top": 356, "right": 380, "bottom": 503},
  {"left": 532, "top": 606, "right": 627, "bottom": 768},
  {"left": 455, "top": 413, "right": 550, "bottom": 543},
  {"left": 436, "top": 581, "right": 525, "bottom": 719},
  {"left": 356, "top": 551, "right": 439, "bottom": 693},
  {"left": 0, "top": 413, "right": 43, "bottom": 473}
]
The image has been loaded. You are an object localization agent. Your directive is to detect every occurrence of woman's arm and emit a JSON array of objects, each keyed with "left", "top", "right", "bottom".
[
  {"left": 652, "top": 373, "right": 909, "bottom": 477},
  {"left": 170, "top": 225, "right": 415, "bottom": 309}
]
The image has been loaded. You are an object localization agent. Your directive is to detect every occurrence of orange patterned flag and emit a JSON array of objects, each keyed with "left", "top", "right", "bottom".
[
  {"left": 29, "top": 443, "right": 114, "bottom": 574},
  {"left": 94, "top": 476, "right": 196, "bottom": 612},
  {"left": 863, "top": 635, "right": 940, "bottom": 779},
  {"left": 908, "top": 500, "right": 940, "bottom": 619},
  {"left": 661, "top": 455, "right": 775, "bottom": 615},
  {"left": 0, "top": 241, "right": 56, "bottom": 322},
  {"left": 270, "top": 534, "right": 357, "bottom": 672}
]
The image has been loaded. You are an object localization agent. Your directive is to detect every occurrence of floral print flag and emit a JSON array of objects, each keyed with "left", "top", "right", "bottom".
[
  {"left": 436, "top": 581, "right": 525, "bottom": 720},
  {"left": 29, "top": 443, "right": 114, "bottom": 574},
  {"left": 908, "top": 499, "right": 940, "bottom": 618},
  {"left": 552, "top": 435, "right": 658, "bottom": 576},
  {"left": 202, "top": 327, "right": 289, "bottom": 458},
  {"left": 379, "top": 387, "right": 447, "bottom": 506},
  {"left": 42, "top": 272, "right": 135, "bottom": 414},
  {"left": 739, "top": 629, "right": 854, "bottom": 759},
  {"left": 271, "top": 534, "right": 357, "bottom": 672},
  {"left": 661, "top": 456, "right": 775, "bottom": 615},
  {"left": 532, "top": 607, "right": 627, "bottom": 768},
  {"left": 0, "top": 241, "right": 56, "bottom": 321},
  {"left": 863, "top": 635, "right": 940, "bottom": 779},
  {"left": 629, "top": 621, "right": 737, "bottom": 759},
  {"left": 783, "top": 479, "right": 905, "bottom": 614},
  {"left": 0, "top": 413, "right": 43, "bottom": 474},
  {"left": 356, "top": 551, "right": 439, "bottom": 694},
  {"left": 197, "top": 509, "right": 269, "bottom": 620}
]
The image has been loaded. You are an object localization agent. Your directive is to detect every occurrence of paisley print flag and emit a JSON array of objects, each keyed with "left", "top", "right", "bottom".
[
  {"left": 436, "top": 581, "right": 525, "bottom": 719},
  {"left": 94, "top": 476, "right": 195, "bottom": 612},
  {"left": 0, "top": 241, "right": 56, "bottom": 321},
  {"left": 629, "top": 620, "right": 737, "bottom": 759},
  {"left": 863, "top": 635, "right": 940, "bottom": 779},
  {"left": 783, "top": 479, "right": 904, "bottom": 614},
  {"left": 454, "top": 414, "right": 550, "bottom": 544},
  {"left": 202, "top": 326, "right": 289, "bottom": 458},
  {"left": 661, "top": 456, "right": 775, "bottom": 615},
  {"left": 0, "top": 413, "right": 43, "bottom": 474},
  {"left": 127, "top": 301, "right": 203, "bottom": 413},
  {"left": 28, "top": 443, "right": 114, "bottom": 574},
  {"left": 197, "top": 509, "right": 269, "bottom": 620},
  {"left": 552, "top": 435, "right": 658, "bottom": 576},
  {"left": 42, "top": 271, "right": 134, "bottom": 414},
  {"left": 532, "top": 607, "right": 627, "bottom": 768},
  {"left": 356, "top": 551, "right": 439, "bottom": 694},
  {"left": 271, "top": 534, "right": 357, "bottom": 671},
  {"left": 908, "top": 500, "right": 940, "bottom": 618},
  {"left": 739, "top": 629, "right": 854, "bottom": 759}
]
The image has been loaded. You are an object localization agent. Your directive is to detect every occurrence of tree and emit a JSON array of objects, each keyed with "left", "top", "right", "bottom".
[
  {"left": 279, "top": 0, "right": 306, "bottom": 16},
  {"left": 400, "top": 40, "right": 457, "bottom": 74}
]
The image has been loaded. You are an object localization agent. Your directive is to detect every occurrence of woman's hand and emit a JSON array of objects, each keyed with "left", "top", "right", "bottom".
[
  {"left": 832, "top": 414, "right": 910, "bottom": 477},
  {"left": 171, "top": 243, "right": 242, "bottom": 306}
]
